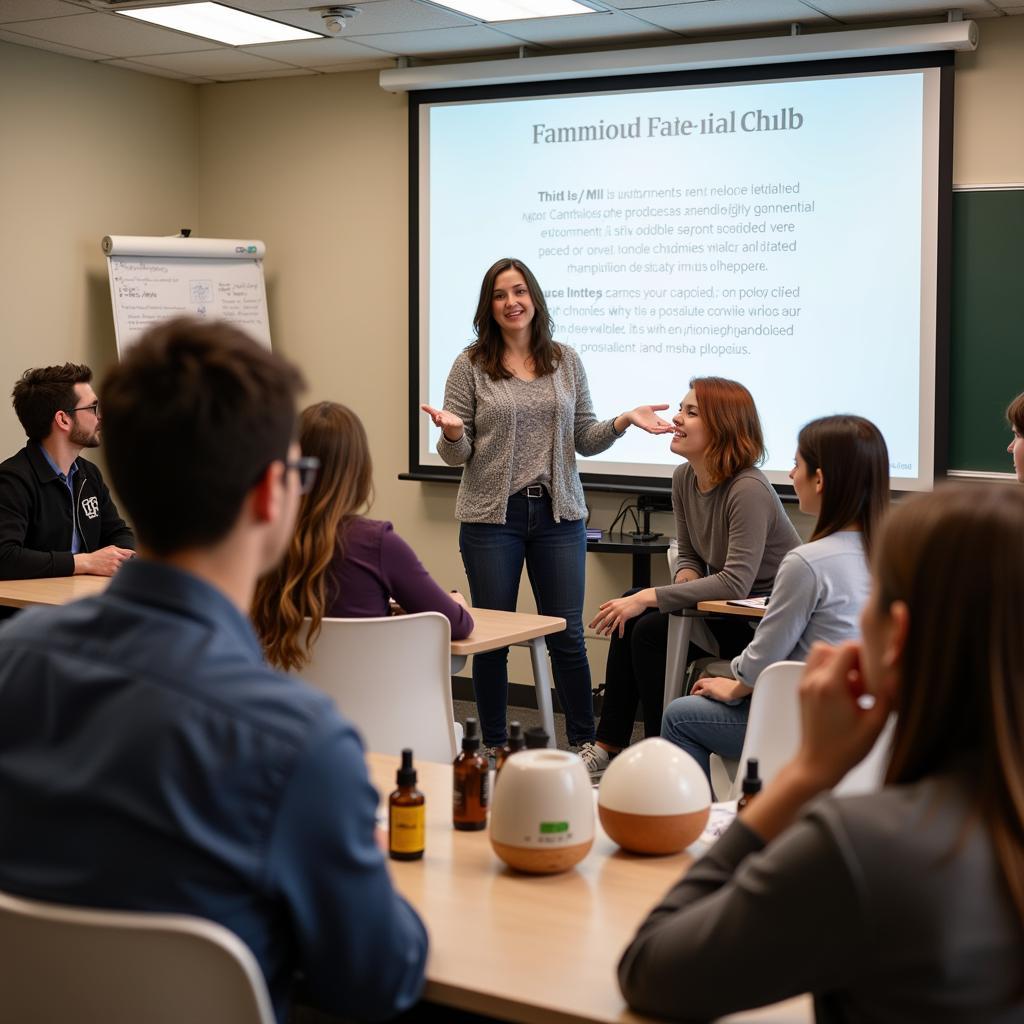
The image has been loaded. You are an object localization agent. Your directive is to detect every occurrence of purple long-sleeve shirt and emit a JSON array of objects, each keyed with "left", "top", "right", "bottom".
[{"left": 325, "top": 517, "right": 474, "bottom": 640}]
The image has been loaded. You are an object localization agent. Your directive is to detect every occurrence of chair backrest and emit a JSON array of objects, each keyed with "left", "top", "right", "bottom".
[
  {"left": 0, "top": 889, "right": 275, "bottom": 1024},
  {"left": 730, "top": 660, "right": 804, "bottom": 799},
  {"left": 730, "top": 660, "right": 896, "bottom": 800},
  {"left": 296, "top": 611, "right": 458, "bottom": 761}
]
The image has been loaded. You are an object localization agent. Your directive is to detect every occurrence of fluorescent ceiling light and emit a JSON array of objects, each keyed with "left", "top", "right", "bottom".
[
  {"left": 430, "top": 0, "right": 593, "bottom": 21},
  {"left": 117, "top": 3, "right": 320, "bottom": 45}
]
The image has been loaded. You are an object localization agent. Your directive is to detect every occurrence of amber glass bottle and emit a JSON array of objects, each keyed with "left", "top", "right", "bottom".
[
  {"left": 453, "top": 718, "right": 489, "bottom": 831},
  {"left": 737, "top": 758, "right": 762, "bottom": 811},
  {"left": 389, "top": 748, "right": 425, "bottom": 861},
  {"left": 495, "top": 721, "right": 526, "bottom": 776}
]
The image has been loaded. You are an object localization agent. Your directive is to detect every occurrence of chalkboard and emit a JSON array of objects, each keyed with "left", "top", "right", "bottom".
[
  {"left": 948, "top": 187, "right": 1024, "bottom": 476},
  {"left": 102, "top": 235, "right": 271, "bottom": 355}
]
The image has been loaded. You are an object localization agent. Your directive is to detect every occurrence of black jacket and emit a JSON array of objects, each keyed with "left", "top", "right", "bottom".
[{"left": 0, "top": 443, "right": 135, "bottom": 579}]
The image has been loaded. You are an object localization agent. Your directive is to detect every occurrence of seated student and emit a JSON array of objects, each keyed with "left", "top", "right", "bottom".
[
  {"left": 0, "top": 320, "right": 427, "bottom": 1024},
  {"left": 619, "top": 483, "right": 1024, "bottom": 1022},
  {"left": 1007, "top": 391, "right": 1024, "bottom": 481},
  {"left": 253, "top": 400, "right": 473, "bottom": 673},
  {"left": 0, "top": 362, "right": 134, "bottom": 579},
  {"left": 581, "top": 378, "right": 800, "bottom": 778},
  {"left": 661, "top": 415, "right": 890, "bottom": 782}
]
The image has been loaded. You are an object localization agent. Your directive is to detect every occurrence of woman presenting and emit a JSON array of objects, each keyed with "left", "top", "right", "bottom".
[{"left": 422, "top": 257, "right": 671, "bottom": 753}]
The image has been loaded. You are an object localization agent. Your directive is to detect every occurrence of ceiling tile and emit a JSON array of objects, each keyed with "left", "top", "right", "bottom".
[
  {"left": 353, "top": 25, "right": 531, "bottom": 56},
  {"left": 0, "top": 27, "right": 105, "bottom": 59},
  {"left": 215, "top": 0, "right": 388, "bottom": 9},
  {"left": 239, "top": 35, "right": 393, "bottom": 65},
  {"left": 0, "top": 0, "right": 85, "bottom": 24},
  {"left": 261, "top": 0, "right": 476, "bottom": 35},
  {"left": 620, "top": 0, "right": 833, "bottom": 33},
  {"left": 483, "top": 8, "right": 676, "bottom": 45},
  {"left": 103, "top": 57, "right": 214, "bottom": 82},
  {"left": 213, "top": 66, "right": 318, "bottom": 78},
  {"left": 4, "top": 12, "right": 222, "bottom": 57},
  {"left": 804, "top": 0, "right": 999, "bottom": 19},
  {"left": 123, "top": 48, "right": 296, "bottom": 76}
]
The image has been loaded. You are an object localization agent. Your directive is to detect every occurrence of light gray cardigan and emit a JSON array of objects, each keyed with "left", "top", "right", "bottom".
[{"left": 437, "top": 344, "right": 619, "bottom": 524}]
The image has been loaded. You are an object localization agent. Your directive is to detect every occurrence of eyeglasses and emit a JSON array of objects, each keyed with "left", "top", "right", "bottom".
[
  {"left": 286, "top": 456, "right": 320, "bottom": 495},
  {"left": 66, "top": 402, "right": 99, "bottom": 417}
]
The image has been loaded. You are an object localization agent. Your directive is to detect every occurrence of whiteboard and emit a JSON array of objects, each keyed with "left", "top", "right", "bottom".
[{"left": 102, "top": 235, "right": 271, "bottom": 354}]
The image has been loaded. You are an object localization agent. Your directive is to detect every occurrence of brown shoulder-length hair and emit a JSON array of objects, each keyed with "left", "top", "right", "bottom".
[
  {"left": 797, "top": 415, "right": 890, "bottom": 556},
  {"left": 468, "top": 258, "right": 558, "bottom": 380},
  {"left": 690, "top": 377, "right": 764, "bottom": 486},
  {"left": 876, "top": 484, "right": 1024, "bottom": 924},
  {"left": 1007, "top": 392, "right": 1024, "bottom": 435},
  {"left": 252, "top": 401, "right": 374, "bottom": 672}
]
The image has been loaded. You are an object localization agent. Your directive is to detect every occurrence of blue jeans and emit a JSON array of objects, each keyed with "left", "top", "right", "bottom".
[
  {"left": 661, "top": 694, "right": 750, "bottom": 784},
  {"left": 459, "top": 493, "right": 593, "bottom": 747}
]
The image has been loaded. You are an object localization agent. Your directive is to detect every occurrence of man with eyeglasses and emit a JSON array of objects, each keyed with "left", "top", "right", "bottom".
[
  {"left": 0, "top": 362, "right": 135, "bottom": 579},
  {"left": 0, "top": 319, "right": 427, "bottom": 1024}
]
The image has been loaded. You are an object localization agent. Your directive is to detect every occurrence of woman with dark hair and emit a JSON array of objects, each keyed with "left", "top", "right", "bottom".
[
  {"left": 620, "top": 483, "right": 1024, "bottom": 1021},
  {"left": 661, "top": 415, "right": 890, "bottom": 782},
  {"left": 581, "top": 378, "right": 800, "bottom": 778},
  {"left": 253, "top": 401, "right": 473, "bottom": 673},
  {"left": 421, "top": 257, "right": 671, "bottom": 753},
  {"left": 1006, "top": 391, "right": 1024, "bottom": 481}
]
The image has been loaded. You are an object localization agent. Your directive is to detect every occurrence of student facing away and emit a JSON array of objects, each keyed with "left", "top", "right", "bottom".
[{"left": 0, "top": 319, "right": 427, "bottom": 1023}]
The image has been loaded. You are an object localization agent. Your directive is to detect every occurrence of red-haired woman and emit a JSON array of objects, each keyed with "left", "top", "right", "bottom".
[
  {"left": 1006, "top": 392, "right": 1024, "bottom": 482},
  {"left": 582, "top": 377, "right": 800, "bottom": 778}
]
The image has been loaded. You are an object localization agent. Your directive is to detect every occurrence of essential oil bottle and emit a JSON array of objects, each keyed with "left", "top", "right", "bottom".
[
  {"left": 495, "top": 721, "right": 525, "bottom": 776},
  {"left": 523, "top": 726, "right": 550, "bottom": 750},
  {"left": 389, "top": 748, "right": 425, "bottom": 861},
  {"left": 737, "top": 757, "right": 762, "bottom": 811},
  {"left": 453, "top": 718, "right": 489, "bottom": 831}
]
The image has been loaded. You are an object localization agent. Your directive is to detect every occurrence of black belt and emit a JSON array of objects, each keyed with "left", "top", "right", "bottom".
[{"left": 515, "top": 485, "right": 546, "bottom": 499}]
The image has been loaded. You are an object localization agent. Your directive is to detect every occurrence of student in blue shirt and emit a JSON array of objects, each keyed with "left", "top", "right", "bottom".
[{"left": 0, "top": 319, "right": 427, "bottom": 1023}]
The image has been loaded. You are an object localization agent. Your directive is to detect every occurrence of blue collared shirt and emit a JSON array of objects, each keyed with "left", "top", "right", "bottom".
[
  {"left": 35, "top": 442, "right": 80, "bottom": 554},
  {"left": 0, "top": 559, "right": 427, "bottom": 1022}
]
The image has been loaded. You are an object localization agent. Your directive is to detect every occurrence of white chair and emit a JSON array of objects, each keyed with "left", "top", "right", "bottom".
[
  {"left": 720, "top": 659, "right": 895, "bottom": 801},
  {"left": 0, "top": 889, "right": 274, "bottom": 1024},
  {"left": 296, "top": 611, "right": 461, "bottom": 762}
]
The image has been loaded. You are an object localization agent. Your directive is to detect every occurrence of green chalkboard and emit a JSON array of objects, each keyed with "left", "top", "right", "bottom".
[{"left": 949, "top": 187, "right": 1024, "bottom": 474}]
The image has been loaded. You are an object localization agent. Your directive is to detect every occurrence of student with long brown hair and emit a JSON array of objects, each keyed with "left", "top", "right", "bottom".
[
  {"left": 1006, "top": 391, "right": 1024, "bottom": 481},
  {"left": 581, "top": 377, "right": 800, "bottom": 778},
  {"left": 421, "top": 257, "right": 671, "bottom": 753},
  {"left": 620, "top": 483, "right": 1024, "bottom": 1021},
  {"left": 661, "top": 415, "right": 890, "bottom": 782},
  {"left": 253, "top": 402, "right": 472, "bottom": 672}
]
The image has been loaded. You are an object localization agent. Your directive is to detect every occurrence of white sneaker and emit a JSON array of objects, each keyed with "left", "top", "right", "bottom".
[{"left": 577, "top": 742, "right": 611, "bottom": 781}]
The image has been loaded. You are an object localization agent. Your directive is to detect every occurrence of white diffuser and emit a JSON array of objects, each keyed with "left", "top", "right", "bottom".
[
  {"left": 489, "top": 750, "right": 594, "bottom": 874},
  {"left": 598, "top": 738, "right": 710, "bottom": 855}
]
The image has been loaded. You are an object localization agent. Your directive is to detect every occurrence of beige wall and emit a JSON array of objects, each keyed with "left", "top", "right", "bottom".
[
  {"left": 2, "top": 18, "right": 1022, "bottom": 684},
  {"left": 0, "top": 41, "right": 198, "bottom": 455}
]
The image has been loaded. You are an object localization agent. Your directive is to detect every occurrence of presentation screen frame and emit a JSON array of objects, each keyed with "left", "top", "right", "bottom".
[{"left": 406, "top": 52, "right": 953, "bottom": 498}]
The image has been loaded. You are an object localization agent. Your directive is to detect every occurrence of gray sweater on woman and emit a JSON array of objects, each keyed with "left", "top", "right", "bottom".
[{"left": 436, "top": 344, "right": 619, "bottom": 524}]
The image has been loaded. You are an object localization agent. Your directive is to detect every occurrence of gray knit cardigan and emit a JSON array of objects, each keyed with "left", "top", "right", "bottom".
[{"left": 436, "top": 344, "right": 620, "bottom": 524}]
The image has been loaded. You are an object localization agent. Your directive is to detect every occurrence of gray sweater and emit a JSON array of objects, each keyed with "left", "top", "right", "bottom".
[
  {"left": 436, "top": 344, "right": 619, "bottom": 524},
  {"left": 619, "top": 771, "right": 1023, "bottom": 1023},
  {"left": 731, "top": 530, "right": 871, "bottom": 686},
  {"left": 656, "top": 464, "right": 800, "bottom": 612}
]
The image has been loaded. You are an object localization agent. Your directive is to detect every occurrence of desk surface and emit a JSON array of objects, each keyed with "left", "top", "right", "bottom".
[
  {"left": 697, "top": 599, "right": 768, "bottom": 620},
  {"left": 0, "top": 575, "right": 109, "bottom": 608},
  {"left": 586, "top": 532, "right": 671, "bottom": 555},
  {"left": 367, "top": 753, "right": 810, "bottom": 1024}
]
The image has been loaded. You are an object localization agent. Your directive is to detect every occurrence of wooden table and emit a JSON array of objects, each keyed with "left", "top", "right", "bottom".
[
  {"left": 0, "top": 578, "right": 566, "bottom": 745},
  {"left": 367, "top": 752, "right": 811, "bottom": 1024},
  {"left": 450, "top": 607, "right": 566, "bottom": 743},
  {"left": 0, "top": 575, "right": 109, "bottom": 608},
  {"left": 663, "top": 599, "right": 767, "bottom": 709}
]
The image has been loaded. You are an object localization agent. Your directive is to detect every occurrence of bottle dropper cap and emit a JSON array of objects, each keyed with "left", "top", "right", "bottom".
[
  {"left": 462, "top": 718, "right": 481, "bottom": 752},
  {"left": 524, "top": 726, "right": 549, "bottom": 749},
  {"left": 508, "top": 721, "right": 525, "bottom": 750},
  {"left": 397, "top": 748, "right": 416, "bottom": 787},
  {"left": 742, "top": 757, "right": 762, "bottom": 795}
]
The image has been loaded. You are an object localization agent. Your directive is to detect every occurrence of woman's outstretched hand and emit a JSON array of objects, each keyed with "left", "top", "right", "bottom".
[
  {"left": 624, "top": 405, "right": 673, "bottom": 434},
  {"left": 421, "top": 404, "right": 465, "bottom": 442},
  {"left": 589, "top": 589, "right": 655, "bottom": 638}
]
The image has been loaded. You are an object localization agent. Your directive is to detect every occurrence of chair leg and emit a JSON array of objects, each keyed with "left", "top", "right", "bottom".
[{"left": 663, "top": 616, "right": 693, "bottom": 711}]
